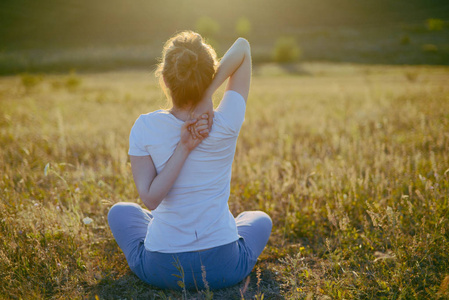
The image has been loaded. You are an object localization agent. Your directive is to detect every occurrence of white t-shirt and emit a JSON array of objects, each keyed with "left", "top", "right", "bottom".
[{"left": 128, "top": 90, "right": 246, "bottom": 253}]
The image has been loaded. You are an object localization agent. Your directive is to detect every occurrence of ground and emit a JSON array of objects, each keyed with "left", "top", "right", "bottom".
[{"left": 0, "top": 63, "right": 448, "bottom": 299}]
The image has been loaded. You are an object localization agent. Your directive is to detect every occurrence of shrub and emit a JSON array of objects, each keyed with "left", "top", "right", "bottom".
[
  {"left": 426, "top": 18, "right": 444, "bottom": 31},
  {"left": 400, "top": 35, "right": 410, "bottom": 45},
  {"left": 65, "top": 71, "right": 81, "bottom": 91},
  {"left": 235, "top": 17, "right": 251, "bottom": 38},
  {"left": 272, "top": 37, "right": 301, "bottom": 63},
  {"left": 404, "top": 71, "right": 418, "bottom": 82},
  {"left": 51, "top": 71, "right": 82, "bottom": 91},
  {"left": 195, "top": 16, "right": 220, "bottom": 39},
  {"left": 20, "top": 73, "right": 43, "bottom": 90},
  {"left": 422, "top": 44, "right": 438, "bottom": 53}
]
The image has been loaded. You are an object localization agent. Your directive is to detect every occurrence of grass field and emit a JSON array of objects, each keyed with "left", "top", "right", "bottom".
[{"left": 1, "top": 63, "right": 449, "bottom": 299}]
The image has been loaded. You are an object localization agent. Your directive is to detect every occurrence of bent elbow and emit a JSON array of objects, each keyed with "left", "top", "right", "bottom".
[
  {"left": 146, "top": 203, "right": 159, "bottom": 211},
  {"left": 144, "top": 202, "right": 159, "bottom": 210},
  {"left": 237, "top": 38, "right": 251, "bottom": 61},
  {"left": 237, "top": 37, "right": 250, "bottom": 51},
  {"left": 141, "top": 196, "right": 160, "bottom": 211}
]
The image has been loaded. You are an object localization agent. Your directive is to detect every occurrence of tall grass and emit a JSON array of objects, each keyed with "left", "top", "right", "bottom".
[{"left": 0, "top": 64, "right": 448, "bottom": 299}]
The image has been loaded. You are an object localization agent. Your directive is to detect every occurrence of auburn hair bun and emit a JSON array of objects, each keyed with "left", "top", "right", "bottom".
[
  {"left": 174, "top": 48, "right": 199, "bottom": 81},
  {"left": 156, "top": 31, "right": 218, "bottom": 109}
]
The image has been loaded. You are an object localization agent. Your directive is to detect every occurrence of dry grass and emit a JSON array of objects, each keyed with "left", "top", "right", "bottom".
[{"left": 1, "top": 63, "right": 448, "bottom": 299}]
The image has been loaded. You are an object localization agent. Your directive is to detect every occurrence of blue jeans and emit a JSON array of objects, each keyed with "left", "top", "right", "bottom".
[{"left": 108, "top": 202, "right": 272, "bottom": 290}]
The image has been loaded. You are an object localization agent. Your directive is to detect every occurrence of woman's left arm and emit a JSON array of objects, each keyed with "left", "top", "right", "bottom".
[{"left": 130, "top": 118, "right": 209, "bottom": 210}]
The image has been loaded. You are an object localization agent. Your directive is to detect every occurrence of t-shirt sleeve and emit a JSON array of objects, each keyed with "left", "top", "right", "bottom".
[
  {"left": 128, "top": 116, "right": 149, "bottom": 156},
  {"left": 215, "top": 90, "right": 246, "bottom": 134}
]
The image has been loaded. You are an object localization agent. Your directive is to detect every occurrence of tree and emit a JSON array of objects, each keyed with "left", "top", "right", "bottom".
[
  {"left": 272, "top": 36, "right": 301, "bottom": 63},
  {"left": 195, "top": 16, "right": 220, "bottom": 39},
  {"left": 235, "top": 17, "right": 251, "bottom": 38}
]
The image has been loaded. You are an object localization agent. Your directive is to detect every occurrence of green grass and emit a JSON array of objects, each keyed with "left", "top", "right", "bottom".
[{"left": 1, "top": 63, "right": 449, "bottom": 299}]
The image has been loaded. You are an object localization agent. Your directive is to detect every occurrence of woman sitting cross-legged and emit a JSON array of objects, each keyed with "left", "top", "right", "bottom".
[{"left": 108, "top": 31, "right": 272, "bottom": 290}]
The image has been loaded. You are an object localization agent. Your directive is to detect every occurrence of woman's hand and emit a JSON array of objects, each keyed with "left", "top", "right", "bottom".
[
  {"left": 130, "top": 118, "right": 208, "bottom": 210},
  {"left": 180, "top": 118, "right": 209, "bottom": 152},
  {"left": 190, "top": 95, "right": 214, "bottom": 138},
  {"left": 189, "top": 113, "right": 209, "bottom": 139}
]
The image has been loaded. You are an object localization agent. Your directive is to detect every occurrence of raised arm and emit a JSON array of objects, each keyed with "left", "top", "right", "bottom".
[
  {"left": 130, "top": 118, "right": 209, "bottom": 210},
  {"left": 205, "top": 37, "right": 252, "bottom": 102},
  {"left": 191, "top": 38, "right": 252, "bottom": 134}
]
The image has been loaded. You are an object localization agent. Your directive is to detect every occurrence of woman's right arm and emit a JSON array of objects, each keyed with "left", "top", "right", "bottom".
[
  {"left": 205, "top": 37, "right": 252, "bottom": 102},
  {"left": 130, "top": 118, "right": 209, "bottom": 210}
]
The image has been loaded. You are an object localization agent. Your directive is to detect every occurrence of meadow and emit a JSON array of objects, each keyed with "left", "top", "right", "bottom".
[{"left": 1, "top": 63, "right": 448, "bottom": 299}]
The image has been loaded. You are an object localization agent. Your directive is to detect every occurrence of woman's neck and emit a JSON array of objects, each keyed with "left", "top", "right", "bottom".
[{"left": 169, "top": 105, "right": 193, "bottom": 122}]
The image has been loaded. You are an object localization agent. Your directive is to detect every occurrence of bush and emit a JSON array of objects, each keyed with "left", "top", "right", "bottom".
[
  {"left": 400, "top": 35, "right": 410, "bottom": 45},
  {"left": 51, "top": 71, "right": 82, "bottom": 92},
  {"left": 65, "top": 71, "right": 82, "bottom": 91},
  {"left": 195, "top": 16, "right": 220, "bottom": 39},
  {"left": 404, "top": 71, "right": 418, "bottom": 82},
  {"left": 20, "top": 73, "right": 43, "bottom": 91},
  {"left": 426, "top": 18, "right": 444, "bottom": 31},
  {"left": 422, "top": 44, "right": 438, "bottom": 53},
  {"left": 235, "top": 17, "right": 251, "bottom": 38},
  {"left": 272, "top": 37, "right": 301, "bottom": 63}
]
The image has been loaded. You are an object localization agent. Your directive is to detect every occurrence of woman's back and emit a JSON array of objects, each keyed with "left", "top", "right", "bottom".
[
  {"left": 108, "top": 33, "right": 271, "bottom": 291},
  {"left": 129, "top": 90, "right": 246, "bottom": 252}
]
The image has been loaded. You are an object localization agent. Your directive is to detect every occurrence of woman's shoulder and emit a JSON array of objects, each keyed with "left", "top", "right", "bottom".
[
  {"left": 134, "top": 109, "right": 172, "bottom": 125},
  {"left": 213, "top": 90, "right": 246, "bottom": 135},
  {"left": 222, "top": 90, "right": 246, "bottom": 104},
  {"left": 215, "top": 90, "right": 246, "bottom": 117},
  {"left": 130, "top": 110, "right": 175, "bottom": 137},
  {"left": 137, "top": 109, "right": 170, "bottom": 119}
]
